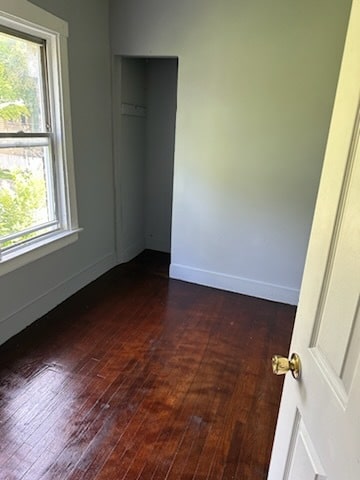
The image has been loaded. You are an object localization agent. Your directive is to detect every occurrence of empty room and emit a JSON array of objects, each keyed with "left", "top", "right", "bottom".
[{"left": 0, "top": 1, "right": 358, "bottom": 479}]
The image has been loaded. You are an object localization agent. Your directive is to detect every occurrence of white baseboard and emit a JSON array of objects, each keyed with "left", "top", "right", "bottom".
[
  {"left": 0, "top": 252, "right": 116, "bottom": 346},
  {"left": 170, "top": 263, "right": 299, "bottom": 305}
]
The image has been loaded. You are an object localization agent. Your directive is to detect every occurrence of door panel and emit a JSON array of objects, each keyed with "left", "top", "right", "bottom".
[
  {"left": 315, "top": 139, "right": 360, "bottom": 380},
  {"left": 342, "top": 298, "right": 360, "bottom": 391},
  {"left": 311, "top": 119, "right": 360, "bottom": 404},
  {"left": 285, "top": 412, "right": 326, "bottom": 480}
]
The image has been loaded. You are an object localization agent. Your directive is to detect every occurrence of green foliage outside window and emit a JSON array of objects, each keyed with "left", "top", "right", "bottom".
[
  {"left": 0, "top": 32, "right": 46, "bottom": 248},
  {"left": 0, "top": 32, "right": 37, "bottom": 125},
  {"left": 0, "top": 169, "right": 46, "bottom": 247}
]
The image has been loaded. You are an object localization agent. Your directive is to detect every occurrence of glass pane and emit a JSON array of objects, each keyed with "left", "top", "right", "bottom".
[
  {"left": 0, "top": 146, "right": 57, "bottom": 249},
  {"left": 0, "top": 31, "right": 46, "bottom": 133}
]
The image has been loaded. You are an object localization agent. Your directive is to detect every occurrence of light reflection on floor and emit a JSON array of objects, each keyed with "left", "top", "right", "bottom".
[{"left": 1, "top": 361, "right": 80, "bottom": 474}]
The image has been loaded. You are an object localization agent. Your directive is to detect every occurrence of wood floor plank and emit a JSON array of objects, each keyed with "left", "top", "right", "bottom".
[{"left": 0, "top": 250, "right": 294, "bottom": 480}]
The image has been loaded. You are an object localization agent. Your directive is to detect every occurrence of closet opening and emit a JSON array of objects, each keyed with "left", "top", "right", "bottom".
[{"left": 113, "top": 56, "right": 178, "bottom": 270}]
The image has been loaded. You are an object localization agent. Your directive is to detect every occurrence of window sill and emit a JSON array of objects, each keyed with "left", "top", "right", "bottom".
[{"left": 0, "top": 228, "right": 82, "bottom": 277}]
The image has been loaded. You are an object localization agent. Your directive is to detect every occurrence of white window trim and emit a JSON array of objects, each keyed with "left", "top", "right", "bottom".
[{"left": 0, "top": 0, "right": 80, "bottom": 276}]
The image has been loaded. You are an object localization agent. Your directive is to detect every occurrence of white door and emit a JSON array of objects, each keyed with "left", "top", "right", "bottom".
[{"left": 268, "top": 1, "right": 360, "bottom": 479}]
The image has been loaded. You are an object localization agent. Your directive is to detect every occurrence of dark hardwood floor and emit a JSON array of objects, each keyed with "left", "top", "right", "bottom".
[{"left": 0, "top": 251, "right": 295, "bottom": 479}]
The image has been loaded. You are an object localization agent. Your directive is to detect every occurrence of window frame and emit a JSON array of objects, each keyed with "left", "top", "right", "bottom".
[{"left": 0, "top": 1, "right": 80, "bottom": 276}]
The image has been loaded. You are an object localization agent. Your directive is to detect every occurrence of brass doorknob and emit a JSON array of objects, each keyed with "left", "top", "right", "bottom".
[{"left": 272, "top": 353, "right": 301, "bottom": 379}]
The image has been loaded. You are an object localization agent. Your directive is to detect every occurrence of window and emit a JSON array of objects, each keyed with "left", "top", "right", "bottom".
[{"left": 0, "top": 2, "right": 79, "bottom": 275}]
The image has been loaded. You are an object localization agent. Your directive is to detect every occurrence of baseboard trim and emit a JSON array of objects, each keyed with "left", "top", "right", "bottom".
[
  {"left": 0, "top": 252, "right": 116, "bottom": 346},
  {"left": 170, "top": 263, "right": 299, "bottom": 305}
]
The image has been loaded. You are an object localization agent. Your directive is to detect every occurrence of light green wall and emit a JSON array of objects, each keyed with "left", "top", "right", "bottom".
[
  {"left": 145, "top": 58, "right": 177, "bottom": 253},
  {"left": 111, "top": 0, "right": 352, "bottom": 303},
  {"left": 115, "top": 57, "right": 147, "bottom": 261}
]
